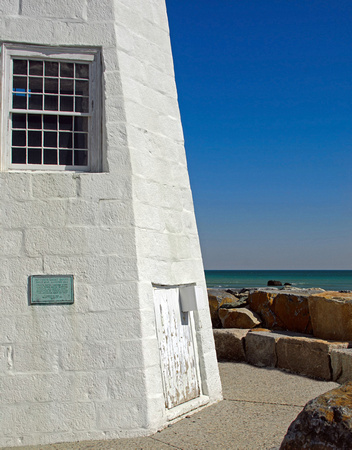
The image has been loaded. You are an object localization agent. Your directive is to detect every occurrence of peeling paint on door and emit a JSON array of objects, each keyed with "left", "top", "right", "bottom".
[{"left": 154, "top": 286, "right": 201, "bottom": 409}]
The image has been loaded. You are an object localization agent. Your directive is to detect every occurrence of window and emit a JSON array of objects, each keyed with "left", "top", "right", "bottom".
[{"left": 0, "top": 44, "right": 101, "bottom": 171}]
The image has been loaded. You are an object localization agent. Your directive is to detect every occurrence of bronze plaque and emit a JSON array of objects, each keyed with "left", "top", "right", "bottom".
[{"left": 29, "top": 275, "right": 74, "bottom": 305}]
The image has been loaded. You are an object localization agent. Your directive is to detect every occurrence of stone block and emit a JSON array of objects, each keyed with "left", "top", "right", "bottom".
[
  {"left": 96, "top": 399, "right": 147, "bottom": 430},
  {"left": 87, "top": 0, "right": 115, "bottom": 22},
  {"left": 99, "top": 200, "right": 134, "bottom": 227},
  {"left": 86, "top": 227, "right": 135, "bottom": 256},
  {"left": 1, "top": 285, "right": 30, "bottom": 316},
  {"left": 0, "top": 230, "right": 23, "bottom": 257},
  {"left": 31, "top": 173, "right": 77, "bottom": 199},
  {"left": 0, "top": 373, "right": 72, "bottom": 404},
  {"left": 88, "top": 282, "right": 140, "bottom": 312},
  {"left": 79, "top": 173, "right": 132, "bottom": 202},
  {"left": 66, "top": 199, "right": 98, "bottom": 226},
  {"left": 44, "top": 255, "right": 110, "bottom": 285},
  {"left": 309, "top": 291, "right": 352, "bottom": 341},
  {"left": 5, "top": 199, "right": 68, "bottom": 228},
  {"left": 24, "top": 227, "right": 88, "bottom": 257},
  {"left": 0, "top": 0, "right": 18, "bottom": 15},
  {"left": 7, "top": 256, "right": 43, "bottom": 284},
  {"left": 213, "top": 329, "right": 248, "bottom": 362},
  {"left": 21, "top": 0, "right": 87, "bottom": 20},
  {"left": 72, "top": 371, "right": 108, "bottom": 402},
  {"left": 16, "top": 315, "right": 78, "bottom": 343},
  {"left": 0, "top": 173, "right": 31, "bottom": 201},
  {"left": 245, "top": 331, "right": 280, "bottom": 367},
  {"left": 219, "top": 308, "right": 261, "bottom": 329},
  {"left": 60, "top": 341, "right": 120, "bottom": 371},
  {"left": 107, "top": 256, "right": 139, "bottom": 282},
  {"left": 276, "top": 335, "right": 348, "bottom": 380},
  {"left": 331, "top": 348, "right": 352, "bottom": 384},
  {"left": 13, "top": 343, "right": 60, "bottom": 373},
  {"left": 108, "top": 368, "right": 146, "bottom": 400},
  {"left": 75, "top": 310, "right": 143, "bottom": 341}
]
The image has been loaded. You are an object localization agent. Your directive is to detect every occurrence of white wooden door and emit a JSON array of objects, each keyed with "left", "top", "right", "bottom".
[{"left": 154, "top": 287, "right": 201, "bottom": 409}]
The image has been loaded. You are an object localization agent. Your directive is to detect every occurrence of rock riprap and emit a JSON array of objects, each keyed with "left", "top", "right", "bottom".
[
  {"left": 309, "top": 291, "right": 352, "bottom": 341},
  {"left": 280, "top": 382, "right": 352, "bottom": 449},
  {"left": 247, "top": 288, "right": 323, "bottom": 334},
  {"left": 219, "top": 307, "right": 261, "bottom": 329},
  {"left": 208, "top": 289, "right": 240, "bottom": 328}
]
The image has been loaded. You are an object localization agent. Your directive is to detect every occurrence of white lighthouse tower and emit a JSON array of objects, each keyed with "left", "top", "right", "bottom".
[{"left": 0, "top": 0, "right": 222, "bottom": 446}]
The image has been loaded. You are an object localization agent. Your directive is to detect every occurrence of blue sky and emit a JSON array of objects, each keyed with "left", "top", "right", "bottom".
[{"left": 165, "top": 0, "right": 352, "bottom": 270}]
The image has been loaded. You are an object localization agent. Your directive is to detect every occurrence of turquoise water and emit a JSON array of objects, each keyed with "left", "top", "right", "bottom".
[{"left": 205, "top": 270, "right": 352, "bottom": 291}]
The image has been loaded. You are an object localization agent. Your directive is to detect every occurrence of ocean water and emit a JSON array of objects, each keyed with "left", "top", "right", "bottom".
[{"left": 205, "top": 270, "right": 352, "bottom": 291}]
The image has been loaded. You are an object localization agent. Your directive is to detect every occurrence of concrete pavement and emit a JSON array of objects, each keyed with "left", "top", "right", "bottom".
[{"left": 5, "top": 362, "right": 339, "bottom": 450}]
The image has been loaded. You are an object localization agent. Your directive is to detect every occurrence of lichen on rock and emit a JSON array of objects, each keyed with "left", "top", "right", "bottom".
[{"left": 280, "top": 381, "right": 352, "bottom": 449}]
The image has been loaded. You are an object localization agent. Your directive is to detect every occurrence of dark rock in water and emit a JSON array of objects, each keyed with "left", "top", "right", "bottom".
[
  {"left": 284, "top": 282, "right": 292, "bottom": 286},
  {"left": 280, "top": 381, "right": 352, "bottom": 449},
  {"left": 267, "top": 280, "right": 282, "bottom": 286},
  {"left": 340, "top": 290, "right": 352, "bottom": 293}
]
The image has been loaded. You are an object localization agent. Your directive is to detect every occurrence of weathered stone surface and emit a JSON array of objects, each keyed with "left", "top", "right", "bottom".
[
  {"left": 219, "top": 298, "right": 248, "bottom": 309},
  {"left": 225, "top": 289, "right": 250, "bottom": 302},
  {"left": 331, "top": 348, "right": 352, "bottom": 384},
  {"left": 208, "top": 289, "right": 238, "bottom": 328},
  {"left": 272, "top": 293, "right": 312, "bottom": 334},
  {"left": 219, "top": 308, "right": 261, "bottom": 329},
  {"left": 309, "top": 291, "right": 352, "bottom": 341},
  {"left": 280, "top": 382, "right": 352, "bottom": 449},
  {"left": 213, "top": 329, "right": 248, "bottom": 362},
  {"left": 248, "top": 289, "right": 318, "bottom": 334},
  {"left": 276, "top": 335, "right": 349, "bottom": 380},
  {"left": 245, "top": 331, "right": 281, "bottom": 367},
  {"left": 247, "top": 291, "right": 279, "bottom": 329}
]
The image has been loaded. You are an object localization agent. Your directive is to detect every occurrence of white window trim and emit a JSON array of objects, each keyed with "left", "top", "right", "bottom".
[{"left": 0, "top": 43, "right": 102, "bottom": 172}]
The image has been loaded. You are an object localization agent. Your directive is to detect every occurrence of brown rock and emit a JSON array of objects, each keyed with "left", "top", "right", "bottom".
[
  {"left": 219, "top": 308, "right": 261, "bottom": 329},
  {"left": 248, "top": 289, "right": 314, "bottom": 334},
  {"left": 247, "top": 291, "right": 280, "bottom": 329},
  {"left": 245, "top": 331, "right": 281, "bottom": 367},
  {"left": 276, "top": 334, "right": 349, "bottom": 380},
  {"left": 309, "top": 291, "right": 352, "bottom": 341},
  {"left": 331, "top": 348, "right": 352, "bottom": 384},
  {"left": 208, "top": 289, "right": 238, "bottom": 328},
  {"left": 273, "top": 293, "right": 312, "bottom": 334},
  {"left": 280, "top": 382, "right": 352, "bottom": 449},
  {"left": 213, "top": 329, "right": 249, "bottom": 361}
]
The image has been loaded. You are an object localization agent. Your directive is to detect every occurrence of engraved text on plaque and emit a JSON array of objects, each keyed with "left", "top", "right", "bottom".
[{"left": 29, "top": 275, "right": 74, "bottom": 305}]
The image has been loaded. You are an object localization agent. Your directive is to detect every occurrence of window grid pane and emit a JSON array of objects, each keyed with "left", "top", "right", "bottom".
[{"left": 11, "top": 58, "right": 90, "bottom": 167}]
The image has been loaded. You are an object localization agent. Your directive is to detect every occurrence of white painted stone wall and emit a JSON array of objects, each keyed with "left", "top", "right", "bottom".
[{"left": 0, "top": 0, "right": 222, "bottom": 447}]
